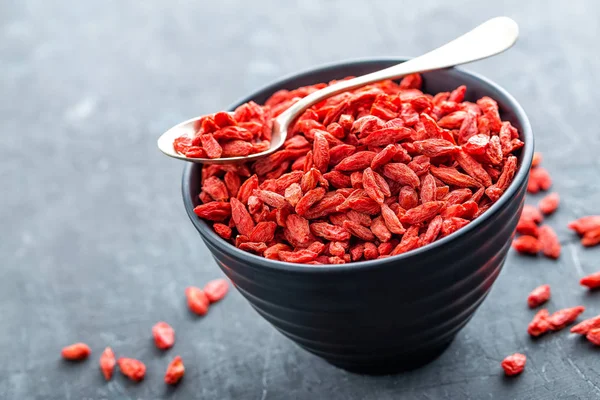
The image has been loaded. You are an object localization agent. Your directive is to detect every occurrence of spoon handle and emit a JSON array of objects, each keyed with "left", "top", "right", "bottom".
[{"left": 276, "top": 16, "right": 518, "bottom": 128}]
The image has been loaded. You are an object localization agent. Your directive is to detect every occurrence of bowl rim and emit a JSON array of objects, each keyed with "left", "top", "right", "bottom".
[{"left": 181, "top": 57, "right": 534, "bottom": 273}]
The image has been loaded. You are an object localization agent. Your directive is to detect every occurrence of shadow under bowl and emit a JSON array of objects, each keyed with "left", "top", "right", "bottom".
[{"left": 182, "top": 58, "right": 534, "bottom": 374}]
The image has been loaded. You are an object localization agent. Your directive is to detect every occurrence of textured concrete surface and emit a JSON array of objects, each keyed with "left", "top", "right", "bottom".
[{"left": 1, "top": 1, "right": 600, "bottom": 399}]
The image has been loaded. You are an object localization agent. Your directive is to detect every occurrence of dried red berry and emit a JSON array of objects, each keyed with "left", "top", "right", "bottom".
[
  {"left": 568, "top": 216, "right": 600, "bottom": 236},
  {"left": 512, "top": 235, "right": 541, "bottom": 255},
  {"left": 537, "top": 225, "right": 561, "bottom": 259},
  {"left": 582, "top": 228, "right": 600, "bottom": 247},
  {"left": 571, "top": 315, "right": 600, "bottom": 335},
  {"left": 527, "top": 284, "right": 551, "bottom": 308},
  {"left": 61, "top": 343, "right": 91, "bottom": 361},
  {"left": 528, "top": 309, "right": 551, "bottom": 337},
  {"left": 165, "top": 356, "right": 185, "bottom": 385},
  {"left": 99, "top": 347, "right": 116, "bottom": 381},
  {"left": 185, "top": 286, "right": 210, "bottom": 315},
  {"left": 516, "top": 219, "right": 539, "bottom": 237},
  {"left": 118, "top": 358, "right": 146, "bottom": 382},
  {"left": 152, "top": 322, "right": 175, "bottom": 350},
  {"left": 530, "top": 167, "right": 552, "bottom": 191},
  {"left": 204, "top": 279, "right": 229, "bottom": 302},
  {"left": 501, "top": 353, "right": 526, "bottom": 376},
  {"left": 580, "top": 272, "right": 600, "bottom": 289},
  {"left": 586, "top": 328, "right": 600, "bottom": 345},
  {"left": 538, "top": 193, "right": 559, "bottom": 215},
  {"left": 547, "top": 306, "right": 585, "bottom": 331}
]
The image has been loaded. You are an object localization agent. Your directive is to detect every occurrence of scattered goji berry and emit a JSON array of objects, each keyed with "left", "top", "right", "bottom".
[
  {"left": 580, "top": 272, "right": 600, "bottom": 289},
  {"left": 527, "top": 284, "right": 551, "bottom": 308},
  {"left": 537, "top": 225, "right": 561, "bottom": 259},
  {"left": 571, "top": 315, "right": 600, "bottom": 335},
  {"left": 512, "top": 235, "right": 541, "bottom": 255},
  {"left": 538, "top": 193, "right": 559, "bottom": 215},
  {"left": 61, "top": 343, "right": 91, "bottom": 361},
  {"left": 203, "top": 278, "right": 229, "bottom": 302},
  {"left": 164, "top": 355, "right": 185, "bottom": 385},
  {"left": 530, "top": 167, "right": 552, "bottom": 191},
  {"left": 501, "top": 353, "right": 526, "bottom": 376},
  {"left": 586, "top": 328, "right": 600, "bottom": 345},
  {"left": 521, "top": 204, "right": 544, "bottom": 224},
  {"left": 547, "top": 306, "right": 585, "bottom": 330},
  {"left": 118, "top": 358, "right": 146, "bottom": 382},
  {"left": 152, "top": 322, "right": 175, "bottom": 350},
  {"left": 568, "top": 216, "right": 600, "bottom": 236},
  {"left": 516, "top": 219, "right": 539, "bottom": 237},
  {"left": 99, "top": 347, "right": 116, "bottom": 381},
  {"left": 582, "top": 227, "right": 600, "bottom": 247},
  {"left": 528, "top": 309, "right": 551, "bottom": 337},
  {"left": 185, "top": 286, "right": 210, "bottom": 315}
]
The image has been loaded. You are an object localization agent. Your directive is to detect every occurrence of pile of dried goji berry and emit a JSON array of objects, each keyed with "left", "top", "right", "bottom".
[
  {"left": 60, "top": 279, "right": 229, "bottom": 385},
  {"left": 182, "top": 74, "right": 525, "bottom": 264},
  {"left": 500, "top": 153, "right": 600, "bottom": 376}
]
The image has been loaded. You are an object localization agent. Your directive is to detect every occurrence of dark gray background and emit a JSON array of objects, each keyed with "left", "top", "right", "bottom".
[{"left": 1, "top": 1, "right": 599, "bottom": 399}]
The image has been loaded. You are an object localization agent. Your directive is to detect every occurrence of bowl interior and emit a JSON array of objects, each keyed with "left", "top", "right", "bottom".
[{"left": 182, "top": 58, "right": 533, "bottom": 270}]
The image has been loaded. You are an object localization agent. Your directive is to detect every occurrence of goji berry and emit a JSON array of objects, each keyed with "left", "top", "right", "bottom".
[
  {"left": 530, "top": 167, "right": 552, "bottom": 191},
  {"left": 580, "top": 272, "right": 600, "bottom": 289},
  {"left": 363, "top": 168, "right": 386, "bottom": 204},
  {"left": 547, "top": 306, "right": 585, "bottom": 330},
  {"left": 528, "top": 309, "right": 551, "bottom": 337},
  {"left": 515, "top": 219, "right": 539, "bottom": 237},
  {"left": 521, "top": 204, "right": 544, "bottom": 224},
  {"left": 312, "top": 132, "right": 330, "bottom": 173},
  {"left": 538, "top": 193, "right": 559, "bottom": 215},
  {"left": 527, "top": 284, "right": 551, "bottom": 308},
  {"left": 296, "top": 187, "right": 327, "bottom": 216},
  {"left": 383, "top": 163, "right": 420, "bottom": 188},
  {"left": 419, "top": 174, "right": 437, "bottom": 204},
  {"left": 152, "top": 322, "right": 175, "bottom": 350},
  {"left": 582, "top": 227, "right": 600, "bottom": 247},
  {"left": 568, "top": 216, "right": 600, "bottom": 236},
  {"left": 279, "top": 249, "right": 319, "bottom": 263},
  {"left": 99, "top": 347, "right": 116, "bottom": 381},
  {"left": 334, "top": 151, "right": 377, "bottom": 172},
  {"left": 165, "top": 356, "right": 185, "bottom": 385},
  {"left": 398, "top": 186, "right": 419, "bottom": 209},
  {"left": 586, "top": 328, "right": 600, "bottom": 345},
  {"left": 501, "top": 353, "right": 526, "bottom": 376},
  {"left": 430, "top": 165, "right": 481, "bottom": 188},
  {"left": 571, "top": 315, "right": 600, "bottom": 335},
  {"left": 118, "top": 358, "right": 146, "bottom": 382},
  {"left": 413, "top": 138, "right": 458, "bottom": 157},
  {"left": 440, "top": 217, "right": 470, "bottom": 237},
  {"left": 512, "top": 235, "right": 541, "bottom": 255},
  {"left": 61, "top": 343, "right": 91, "bottom": 361},
  {"left": 400, "top": 201, "right": 446, "bottom": 225},
  {"left": 185, "top": 286, "right": 210, "bottom": 315},
  {"left": 370, "top": 216, "right": 392, "bottom": 243},
  {"left": 213, "top": 223, "right": 232, "bottom": 240},
  {"left": 537, "top": 225, "right": 561, "bottom": 259},
  {"left": 193, "top": 202, "right": 231, "bottom": 221},
  {"left": 203, "top": 278, "right": 229, "bottom": 302},
  {"left": 343, "top": 220, "right": 376, "bottom": 241}
]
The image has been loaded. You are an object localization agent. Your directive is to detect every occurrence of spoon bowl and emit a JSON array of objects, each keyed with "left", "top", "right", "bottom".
[{"left": 158, "top": 16, "right": 519, "bottom": 164}]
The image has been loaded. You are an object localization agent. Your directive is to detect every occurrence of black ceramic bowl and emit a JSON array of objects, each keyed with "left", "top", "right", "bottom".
[{"left": 182, "top": 58, "right": 534, "bottom": 373}]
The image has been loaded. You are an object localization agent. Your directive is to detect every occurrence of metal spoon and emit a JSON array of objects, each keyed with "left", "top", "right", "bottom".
[{"left": 158, "top": 16, "right": 518, "bottom": 164}]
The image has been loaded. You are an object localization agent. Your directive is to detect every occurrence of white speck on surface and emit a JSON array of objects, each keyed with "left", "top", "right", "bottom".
[{"left": 64, "top": 97, "right": 97, "bottom": 122}]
